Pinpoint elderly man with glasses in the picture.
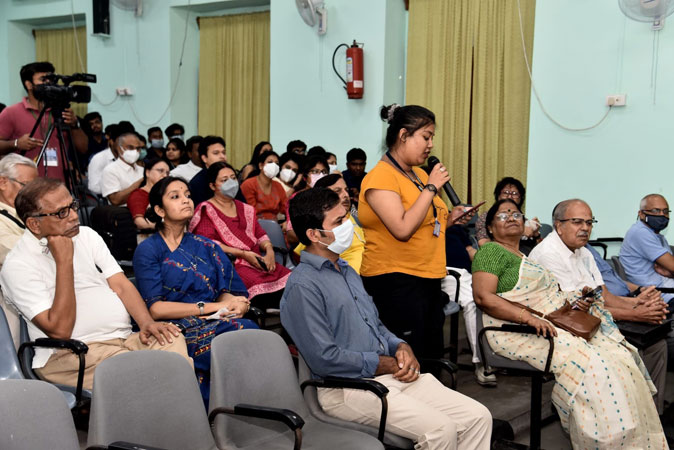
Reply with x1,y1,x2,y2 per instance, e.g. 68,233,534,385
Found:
529,198,669,414
0,178,191,391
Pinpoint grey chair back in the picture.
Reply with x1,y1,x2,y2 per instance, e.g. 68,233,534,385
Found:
539,223,553,239
88,350,217,450
611,256,628,281
297,354,413,449
0,306,23,380
258,219,296,269
0,379,79,450
210,329,384,449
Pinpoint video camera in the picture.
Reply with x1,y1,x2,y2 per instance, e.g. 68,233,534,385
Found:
33,72,97,108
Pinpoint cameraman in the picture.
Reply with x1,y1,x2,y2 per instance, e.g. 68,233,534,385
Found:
0,62,87,180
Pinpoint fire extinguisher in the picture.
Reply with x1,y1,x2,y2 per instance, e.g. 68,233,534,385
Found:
332,40,364,99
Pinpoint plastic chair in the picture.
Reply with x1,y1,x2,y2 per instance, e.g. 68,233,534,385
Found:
258,219,296,269
209,329,384,450
539,223,553,239
476,308,554,450
0,379,80,450
611,256,628,281
88,350,219,450
442,269,462,364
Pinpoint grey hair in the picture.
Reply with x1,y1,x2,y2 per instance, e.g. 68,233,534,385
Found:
552,198,587,222
0,153,37,178
640,194,664,210
116,132,137,149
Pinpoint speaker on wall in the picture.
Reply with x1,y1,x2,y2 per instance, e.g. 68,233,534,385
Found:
93,0,110,36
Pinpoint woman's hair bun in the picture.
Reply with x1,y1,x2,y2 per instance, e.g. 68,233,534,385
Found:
379,103,401,124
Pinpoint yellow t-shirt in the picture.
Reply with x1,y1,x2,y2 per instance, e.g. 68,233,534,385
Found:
358,160,449,279
293,215,365,274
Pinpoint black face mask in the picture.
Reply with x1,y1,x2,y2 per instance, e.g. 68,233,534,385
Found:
644,214,669,232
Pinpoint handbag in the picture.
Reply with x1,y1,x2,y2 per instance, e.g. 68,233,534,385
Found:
508,301,601,341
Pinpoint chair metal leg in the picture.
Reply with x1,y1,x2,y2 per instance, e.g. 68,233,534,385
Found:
529,374,542,450
449,313,459,364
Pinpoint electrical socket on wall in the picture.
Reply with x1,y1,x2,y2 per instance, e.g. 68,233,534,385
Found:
115,87,133,96
606,94,626,107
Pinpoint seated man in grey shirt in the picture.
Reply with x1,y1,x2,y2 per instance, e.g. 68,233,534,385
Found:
280,188,492,450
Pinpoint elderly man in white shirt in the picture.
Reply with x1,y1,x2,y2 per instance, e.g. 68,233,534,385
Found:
0,178,190,390
100,132,144,206
529,198,669,414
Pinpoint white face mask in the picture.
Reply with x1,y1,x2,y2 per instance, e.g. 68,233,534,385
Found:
263,162,280,179
328,164,338,173
121,148,140,164
172,134,185,142
150,139,164,148
279,168,296,183
318,219,354,255
309,173,326,187
219,178,239,198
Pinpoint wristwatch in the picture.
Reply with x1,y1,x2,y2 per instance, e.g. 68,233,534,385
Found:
197,301,205,315
424,184,438,194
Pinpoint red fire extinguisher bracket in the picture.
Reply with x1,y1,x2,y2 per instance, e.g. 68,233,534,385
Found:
332,40,364,99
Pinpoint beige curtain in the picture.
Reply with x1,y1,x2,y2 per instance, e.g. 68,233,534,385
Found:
198,12,270,170
406,0,535,207
35,27,88,118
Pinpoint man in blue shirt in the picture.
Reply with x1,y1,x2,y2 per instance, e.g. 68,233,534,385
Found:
281,188,491,450
620,194,674,302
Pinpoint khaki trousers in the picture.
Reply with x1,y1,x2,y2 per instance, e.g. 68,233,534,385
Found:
318,373,492,450
36,333,191,390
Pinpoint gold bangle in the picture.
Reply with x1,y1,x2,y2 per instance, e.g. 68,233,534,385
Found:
518,308,526,324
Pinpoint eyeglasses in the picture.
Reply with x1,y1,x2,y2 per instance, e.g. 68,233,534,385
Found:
500,190,521,198
494,212,524,222
558,217,597,226
8,177,27,187
309,169,328,175
31,200,80,220
641,208,670,216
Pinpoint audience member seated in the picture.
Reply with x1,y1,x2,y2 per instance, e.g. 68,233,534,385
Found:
620,193,674,303
80,111,107,173
275,151,302,196
342,147,367,207
101,132,144,206
281,188,492,450
163,137,188,170
188,135,227,207
0,154,38,349
294,174,365,273
441,204,497,386
164,122,185,141
239,140,272,182
475,177,540,252
146,126,164,160
0,178,190,391
283,155,329,247
529,199,668,414
87,123,126,196
472,199,666,448
133,176,257,405
326,152,338,173
170,135,203,182
240,150,287,220
127,159,170,231
189,162,290,311
287,139,307,156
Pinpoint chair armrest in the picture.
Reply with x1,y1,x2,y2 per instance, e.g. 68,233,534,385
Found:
418,358,458,389
445,269,461,303
209,404,304,450
244,306,265,327
301,376,389,442
19,338,88,405
478,324,555,375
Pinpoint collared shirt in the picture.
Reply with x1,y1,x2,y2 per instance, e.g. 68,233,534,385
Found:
87,148,115,195
0,202,24,265
100,157,143,200
620,220,674,301
0,227,131,368
529,231,603,291
188,168,212,208
0,98,66,180
585,244,630,297
170,160,202,183
280,251,404,379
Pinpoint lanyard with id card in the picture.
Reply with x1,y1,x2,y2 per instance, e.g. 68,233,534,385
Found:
385,151,442,237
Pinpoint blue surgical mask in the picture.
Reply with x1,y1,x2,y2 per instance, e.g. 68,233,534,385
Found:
219,178,239,198
644,214,669,233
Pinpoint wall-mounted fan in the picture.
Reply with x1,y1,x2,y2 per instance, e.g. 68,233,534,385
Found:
296,0,327,35
619,0,674,29
112,0,143,17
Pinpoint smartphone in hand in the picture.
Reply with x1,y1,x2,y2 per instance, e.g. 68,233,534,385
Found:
256,256,269,272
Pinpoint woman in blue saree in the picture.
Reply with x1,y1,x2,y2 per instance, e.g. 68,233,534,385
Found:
133,176,258,407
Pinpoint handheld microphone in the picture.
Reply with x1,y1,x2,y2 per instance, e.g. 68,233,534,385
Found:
427,156,461,206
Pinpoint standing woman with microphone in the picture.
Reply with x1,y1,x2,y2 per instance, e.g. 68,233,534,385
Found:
359,104,451,360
